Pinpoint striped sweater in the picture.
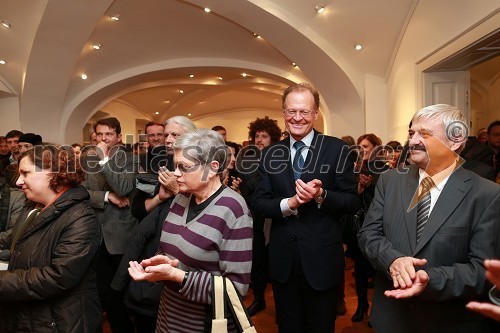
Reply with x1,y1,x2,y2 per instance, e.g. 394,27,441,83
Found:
156,187,253,333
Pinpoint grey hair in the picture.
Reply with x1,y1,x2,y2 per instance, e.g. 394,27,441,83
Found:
412,104,468,146
173,129,228,173
164,116,196,134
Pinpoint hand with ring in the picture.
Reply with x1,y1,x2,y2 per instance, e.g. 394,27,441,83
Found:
389,256,428,289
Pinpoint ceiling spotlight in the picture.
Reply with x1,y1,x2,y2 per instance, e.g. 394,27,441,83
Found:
1,20,11,29
189,74,194,78
155,112,159,115
81,74,88,80
253,33,261,39
163,100,170,103
92,43,101,50
0,59,6,65
292,62,297,67
204,8,211,13
241,73,248,77
187,113,192,117
218,76,223,80
315,4,326,14
355,44,363,51
179,89,184,94
110,15,120,21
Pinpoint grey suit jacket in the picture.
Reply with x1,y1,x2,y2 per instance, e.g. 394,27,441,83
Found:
83,147,138,255
358,165,500,333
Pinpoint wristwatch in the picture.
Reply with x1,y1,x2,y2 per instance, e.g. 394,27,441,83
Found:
315,189,327,205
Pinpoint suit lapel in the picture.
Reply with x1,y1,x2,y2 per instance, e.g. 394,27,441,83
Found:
414,167,472,254
403,166,419,252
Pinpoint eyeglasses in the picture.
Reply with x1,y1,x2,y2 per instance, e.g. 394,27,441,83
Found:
174,163,203,173
283,109,316,117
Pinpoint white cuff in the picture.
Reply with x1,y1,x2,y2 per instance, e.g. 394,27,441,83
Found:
280,198,297,217
104,191,110,203
98,156,109,166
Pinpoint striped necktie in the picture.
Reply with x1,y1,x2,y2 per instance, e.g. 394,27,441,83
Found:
292,141,306,181
416,177,434,242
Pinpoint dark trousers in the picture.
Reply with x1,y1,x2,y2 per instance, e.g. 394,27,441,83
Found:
250,217,268,299
97,243,134,333
272,244,338,333
131,311,157,333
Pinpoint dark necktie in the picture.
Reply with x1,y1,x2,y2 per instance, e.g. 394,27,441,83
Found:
10,208,41,252
293,141,306,181
416,177,434,242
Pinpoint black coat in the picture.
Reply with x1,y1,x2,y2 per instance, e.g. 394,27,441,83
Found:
0,186,102,333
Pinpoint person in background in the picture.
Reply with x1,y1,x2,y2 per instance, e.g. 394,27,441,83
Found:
237,116,282,316
0,145,102,332
222,141,240,188
71,143,82,158
128,129,253,333
211,125,227,141
5,130,23,164
477,128,488,144
252,83,359,333
82,117,137,333
487,120,500,177
17,133,43,154
385,140,403,169
358,104,500,333
0,163,26,244
0,136,11,174
341,135,356,147
351,133,390,323
90,131,98,145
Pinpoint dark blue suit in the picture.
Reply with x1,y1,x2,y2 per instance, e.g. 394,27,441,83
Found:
253,130,359,332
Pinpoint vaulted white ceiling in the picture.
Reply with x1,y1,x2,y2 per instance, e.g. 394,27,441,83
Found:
0,0,423,142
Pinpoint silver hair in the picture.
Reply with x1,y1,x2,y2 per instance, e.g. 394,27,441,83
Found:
412,104,468,146
173,129,228,173
164,116,196,134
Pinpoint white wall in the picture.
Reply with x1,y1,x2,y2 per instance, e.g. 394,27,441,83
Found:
387,0,500,142
0,97,21,135
365,75,389,143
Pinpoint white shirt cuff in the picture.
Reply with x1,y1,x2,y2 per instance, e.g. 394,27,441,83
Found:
104,191,110,203
98,156,109,166
280,198,297,217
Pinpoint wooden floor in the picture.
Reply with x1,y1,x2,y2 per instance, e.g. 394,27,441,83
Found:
104,257,374,333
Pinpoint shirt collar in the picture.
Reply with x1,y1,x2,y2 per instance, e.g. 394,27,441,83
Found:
289,130,315,150
418,159,457,191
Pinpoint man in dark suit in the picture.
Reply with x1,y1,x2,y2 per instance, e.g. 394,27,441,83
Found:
252,83,359,333
83,117,138,333
358,104,500,333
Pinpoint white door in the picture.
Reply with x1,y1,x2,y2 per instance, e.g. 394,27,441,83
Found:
423,71,470,127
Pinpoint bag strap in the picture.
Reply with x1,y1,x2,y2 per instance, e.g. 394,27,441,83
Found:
211,275,228,333
224,277,257,333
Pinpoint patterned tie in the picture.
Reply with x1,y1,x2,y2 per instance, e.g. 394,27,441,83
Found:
292,141,306,181
416,177,434,242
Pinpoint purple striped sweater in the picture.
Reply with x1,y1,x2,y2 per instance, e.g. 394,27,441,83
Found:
156,187,253,333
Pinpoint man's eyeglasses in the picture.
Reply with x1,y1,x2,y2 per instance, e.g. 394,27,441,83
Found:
283,109,316,117
174,163,203,173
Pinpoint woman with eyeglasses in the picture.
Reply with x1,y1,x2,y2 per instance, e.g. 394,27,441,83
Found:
128,129,253,333
0,145,102,332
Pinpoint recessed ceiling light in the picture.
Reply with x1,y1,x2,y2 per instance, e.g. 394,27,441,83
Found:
241,73,248,77
315,4,326,14
355,44,363,51
163,100,170,103
218,76,223,80
81,74,88,80
0,59,6,65
179,89,184,94
1,20,11,29
189,74,194,78
92,43,101,50
204,8,211,13
110,15,120,21
155,112,159,115
188,113,192,117
253,33,261,39
292,62,297,67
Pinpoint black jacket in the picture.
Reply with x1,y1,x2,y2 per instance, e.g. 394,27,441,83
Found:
0,186,102,333
111,198,172,316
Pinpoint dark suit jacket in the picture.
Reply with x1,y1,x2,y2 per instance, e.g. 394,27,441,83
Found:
358,165,500,333
82,147,138,255
252,131,359,290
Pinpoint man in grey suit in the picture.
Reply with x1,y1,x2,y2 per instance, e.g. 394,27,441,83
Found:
83,117,137,333
359,104,500,333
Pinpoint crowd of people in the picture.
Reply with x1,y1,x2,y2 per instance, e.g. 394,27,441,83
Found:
0,82,498,333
